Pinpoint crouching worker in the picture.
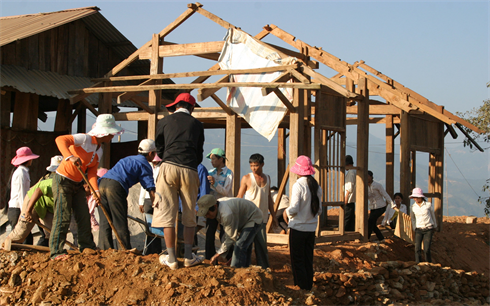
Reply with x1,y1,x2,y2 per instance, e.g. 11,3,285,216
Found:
3,175,57,248
97,139,161,250
197,195,263,268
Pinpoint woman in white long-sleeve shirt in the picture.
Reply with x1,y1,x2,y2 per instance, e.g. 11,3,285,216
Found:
409,188,437,263
283,156,322,291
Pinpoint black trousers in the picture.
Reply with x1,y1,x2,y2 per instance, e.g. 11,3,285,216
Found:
367,206,386,241
289,228,315,290
344,202,355,231
205,217,233,260
8,207,33,245
415,228,434,263
98,178,131,250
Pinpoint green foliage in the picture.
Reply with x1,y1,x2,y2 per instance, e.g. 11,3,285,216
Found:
458,98,490,216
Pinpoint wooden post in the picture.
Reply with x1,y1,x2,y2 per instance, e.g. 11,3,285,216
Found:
26,94,39,131
385,114,394,197
1,91,11,128
77,105,86,133
12,92,31,130
355,78,369,240
54,99,71,133
277,128,286,186
432,122,444,231
303,90,311,157
99,81,113,168
400,111,411,202
289,87,305,194
314,90,322,231
226,114,241,195
410,150,416,190
148,33,163,141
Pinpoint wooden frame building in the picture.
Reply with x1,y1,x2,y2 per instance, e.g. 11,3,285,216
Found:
68,3,483,244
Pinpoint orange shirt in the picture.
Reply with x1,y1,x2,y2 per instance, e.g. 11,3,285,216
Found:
55,134,103,190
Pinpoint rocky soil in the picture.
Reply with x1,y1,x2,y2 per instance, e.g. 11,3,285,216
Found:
0,214,487,305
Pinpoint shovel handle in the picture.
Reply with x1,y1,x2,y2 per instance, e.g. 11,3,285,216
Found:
75,164,127,250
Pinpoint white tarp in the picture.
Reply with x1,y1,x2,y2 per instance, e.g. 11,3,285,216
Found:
218,28,296,141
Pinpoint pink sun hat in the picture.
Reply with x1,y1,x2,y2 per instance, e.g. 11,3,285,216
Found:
290,155,315,176
409,188,425,198
11,147,40,166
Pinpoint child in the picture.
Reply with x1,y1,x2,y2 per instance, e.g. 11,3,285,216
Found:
283,155,322,291
8,147,40,244
50,114,123,260
205,148,233,259
237,153,275,269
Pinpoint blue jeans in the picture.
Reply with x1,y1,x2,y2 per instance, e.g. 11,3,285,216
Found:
253,223,270,269
231,223,261,268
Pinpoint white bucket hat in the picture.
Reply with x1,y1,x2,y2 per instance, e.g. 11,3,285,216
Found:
87,114,124,137
46,155,63,172
138,139,156,153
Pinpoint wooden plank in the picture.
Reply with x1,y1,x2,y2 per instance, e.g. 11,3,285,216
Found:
267,233,289,245
139,41,224,59
92,65,296,82
400,111,411,203
277,128,286,186
69,82,322,95
301,66,360,100
117,79,155,104
314,232,362,244
266,164,290,233
410,151,416,190
385,115,394,198
355,78,369,240
81,99,99,117
226,114,241,195
444,123,458,139
288,68,310,84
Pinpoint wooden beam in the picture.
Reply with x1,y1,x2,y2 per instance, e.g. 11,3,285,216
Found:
81,99,99,117
288,68,310,84
117,79,155,104
211,94,234,116
26,94,39,131
345,117,401,125
261,87,296,113
444,123,458,139
93,65,297,82
346,104,400,115
301,66,360,100
54,99,71,132
77,104,86,133
355,78,369,240
410,150,416,191
289,84,305,195
148,33,163,141
455,123,484,152
139,41,224,59
411,145,441,155
226,113,241,195
277,128,286,185
69,82,321,95
385,115,394,198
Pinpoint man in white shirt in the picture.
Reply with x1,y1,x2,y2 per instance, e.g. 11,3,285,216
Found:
343,155,356,231
367,171,393,242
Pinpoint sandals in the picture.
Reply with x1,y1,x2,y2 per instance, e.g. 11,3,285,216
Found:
51,254,71,261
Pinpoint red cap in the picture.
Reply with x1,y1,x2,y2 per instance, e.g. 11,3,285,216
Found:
166,93,196,108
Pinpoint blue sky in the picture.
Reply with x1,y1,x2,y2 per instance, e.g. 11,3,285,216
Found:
1,1,489,215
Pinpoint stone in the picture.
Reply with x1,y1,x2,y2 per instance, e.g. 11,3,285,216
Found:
419,289,428,296
391,288,403,299
466,216,477,224
375,283,389,295
210,277,220,287
369,267,389,279
31,286,46,305
8,273,20,287
336,286,346,298
305,295,315,305
426,281,436,292
345,278,357,288
391,282,403,290
127,289,147,305
401,269,412,276
73,262,84,272
339,274,349,283
132,267,142,277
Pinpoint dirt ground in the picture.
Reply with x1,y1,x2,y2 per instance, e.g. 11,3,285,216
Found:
0,213,487,305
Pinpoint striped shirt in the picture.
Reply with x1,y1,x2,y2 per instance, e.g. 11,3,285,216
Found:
208,166,233,199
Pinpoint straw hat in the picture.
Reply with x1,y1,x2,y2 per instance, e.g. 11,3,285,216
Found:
46,155,63,172
290,155,315,176
11,147,40,166
87,114,124,137
409,188,425,198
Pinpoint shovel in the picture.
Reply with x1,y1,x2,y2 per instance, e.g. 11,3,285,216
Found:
75,164,126,250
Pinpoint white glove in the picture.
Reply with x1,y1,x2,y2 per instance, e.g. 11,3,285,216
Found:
152,192,162,208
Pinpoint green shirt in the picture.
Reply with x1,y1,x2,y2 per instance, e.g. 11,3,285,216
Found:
27,179,54,219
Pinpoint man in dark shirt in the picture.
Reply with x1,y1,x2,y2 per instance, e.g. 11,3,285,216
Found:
154,93,205,270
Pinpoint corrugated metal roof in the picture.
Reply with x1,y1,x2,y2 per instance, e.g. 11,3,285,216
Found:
0,7,99,47
0,65,141,107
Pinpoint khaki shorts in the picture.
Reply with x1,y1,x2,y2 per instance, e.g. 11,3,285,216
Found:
152,162,199,228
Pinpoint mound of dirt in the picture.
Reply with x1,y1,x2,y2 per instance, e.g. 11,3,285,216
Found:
0,215,487,305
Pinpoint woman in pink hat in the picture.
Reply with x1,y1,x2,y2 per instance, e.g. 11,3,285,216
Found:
283,155,323,291
7,146,40,243
409,187,437,263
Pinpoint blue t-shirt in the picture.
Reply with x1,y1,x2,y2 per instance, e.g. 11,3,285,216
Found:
99,155,155,193
179,163,210,211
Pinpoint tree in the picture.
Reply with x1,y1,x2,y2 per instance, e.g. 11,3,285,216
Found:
458,95,490,215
